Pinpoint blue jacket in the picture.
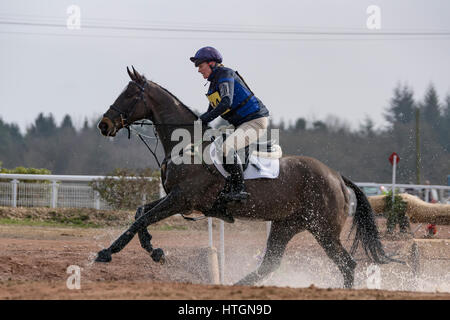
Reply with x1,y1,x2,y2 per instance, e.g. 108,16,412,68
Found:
199,66,269,127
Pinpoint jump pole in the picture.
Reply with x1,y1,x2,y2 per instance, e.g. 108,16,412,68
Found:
389,152,399,202
392,154,397,202
208,218,213,248
266,221,272,240
206,217,220,284
220,220,225,284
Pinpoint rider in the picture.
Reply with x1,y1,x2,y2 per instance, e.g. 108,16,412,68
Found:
190,46,270,202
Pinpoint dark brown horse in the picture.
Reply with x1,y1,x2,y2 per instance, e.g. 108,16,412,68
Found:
95,66,397,288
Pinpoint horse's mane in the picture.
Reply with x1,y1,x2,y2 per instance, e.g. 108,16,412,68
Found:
148,79,199,120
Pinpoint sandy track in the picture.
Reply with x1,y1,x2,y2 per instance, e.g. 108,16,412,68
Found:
0,220,449,300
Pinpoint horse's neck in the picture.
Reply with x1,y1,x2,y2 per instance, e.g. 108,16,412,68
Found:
146,83,198,156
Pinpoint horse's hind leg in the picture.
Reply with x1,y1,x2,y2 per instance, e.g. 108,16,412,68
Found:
235,221,300,286
311,232,356,289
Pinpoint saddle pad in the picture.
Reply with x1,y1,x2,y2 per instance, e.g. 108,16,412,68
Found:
209,142,280,180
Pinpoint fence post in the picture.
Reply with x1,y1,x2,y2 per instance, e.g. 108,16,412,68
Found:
94,191,101,210
208,218,213,248
438,189,444,204
142,193,147,206
219,220,225,284
51,181,58,208
11,179,18,208
266,221,272,240
159,180,166,199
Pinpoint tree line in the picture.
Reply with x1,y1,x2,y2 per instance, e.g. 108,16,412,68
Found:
0,83,449,184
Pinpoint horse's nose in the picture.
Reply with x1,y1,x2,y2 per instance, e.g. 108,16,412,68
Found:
98,119,110,136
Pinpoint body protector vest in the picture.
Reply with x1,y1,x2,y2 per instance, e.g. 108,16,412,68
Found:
200,66,269,127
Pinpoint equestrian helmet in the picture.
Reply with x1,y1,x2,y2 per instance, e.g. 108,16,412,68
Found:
190,46,223,67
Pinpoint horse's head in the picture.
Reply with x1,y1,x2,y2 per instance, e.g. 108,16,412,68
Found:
98,66,153,137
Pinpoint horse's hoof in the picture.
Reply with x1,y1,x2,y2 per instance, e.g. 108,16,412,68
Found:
343,279,354,289
95,249,112,263
151,248,165,264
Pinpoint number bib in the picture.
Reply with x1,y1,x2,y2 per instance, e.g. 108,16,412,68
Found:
206,91,231,115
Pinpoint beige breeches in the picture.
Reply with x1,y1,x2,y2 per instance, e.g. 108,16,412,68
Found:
222,116,269,157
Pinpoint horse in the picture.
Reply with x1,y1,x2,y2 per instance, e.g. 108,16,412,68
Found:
95,66,397,288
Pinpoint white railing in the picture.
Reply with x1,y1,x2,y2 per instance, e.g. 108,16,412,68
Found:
1,173,448,210
0,173,164,210
355,182,450,204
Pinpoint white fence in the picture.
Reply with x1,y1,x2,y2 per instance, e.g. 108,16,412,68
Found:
0,173,448,210
0,173,163,210
355,182,450,204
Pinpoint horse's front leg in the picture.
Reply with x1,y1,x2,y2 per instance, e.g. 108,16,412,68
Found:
135,198,165,255
95,187,186,263
135,197,190,261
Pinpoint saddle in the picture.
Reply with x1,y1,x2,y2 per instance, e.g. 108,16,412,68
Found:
182,130,281,179
204,131,282,223
216,132,281,174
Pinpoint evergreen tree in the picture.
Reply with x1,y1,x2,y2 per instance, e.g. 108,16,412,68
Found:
294,118,306,131
359,115,375,138
0,118,24,167
438,94,450,151
0,118,22,142
59,114,76,135
313,120,327,131
278,118,286,131
421,84,441,128
384,83,415,126
61,114,74,129
26,113,57,137
83,117,89,131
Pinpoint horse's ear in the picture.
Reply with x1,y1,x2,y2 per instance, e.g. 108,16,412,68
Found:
131,65,144,83
127,66,135,81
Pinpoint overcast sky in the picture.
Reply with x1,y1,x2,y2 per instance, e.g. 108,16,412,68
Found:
1,0,449,133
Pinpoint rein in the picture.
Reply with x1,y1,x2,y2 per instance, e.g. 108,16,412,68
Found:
108,80,205,168
108,80,219,222
129,125,161,168
128,120,217,176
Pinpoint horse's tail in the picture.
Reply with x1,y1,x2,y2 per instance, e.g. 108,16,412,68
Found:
342,175,398,264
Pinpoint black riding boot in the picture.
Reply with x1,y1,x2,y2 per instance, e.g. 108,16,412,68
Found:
222,154,250,202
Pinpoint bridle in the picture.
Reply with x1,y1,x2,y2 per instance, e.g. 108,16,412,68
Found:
103,79,214,174
103,77,219,221
106,79,205,129
105,80,166,167
108,80,149,129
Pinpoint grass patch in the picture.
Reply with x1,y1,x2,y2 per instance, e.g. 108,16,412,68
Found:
0,217,100,229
